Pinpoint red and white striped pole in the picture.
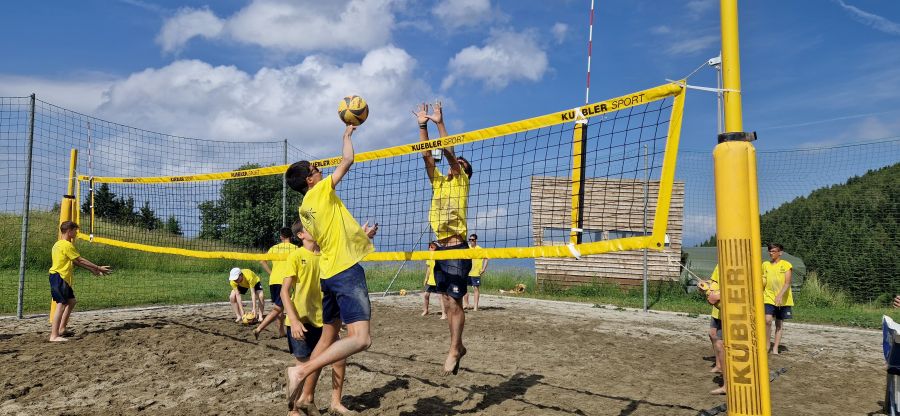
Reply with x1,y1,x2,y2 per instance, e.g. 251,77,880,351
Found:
585,0,595,104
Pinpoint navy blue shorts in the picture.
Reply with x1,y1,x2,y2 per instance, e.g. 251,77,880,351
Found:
321,263,371,325
468,276,481,287
765,304,793,320
710,317,723,339
269,284,283,308
434,242,471,299
237,282,263,295
424,285,438,293
287,324,323,359
49,273,75,303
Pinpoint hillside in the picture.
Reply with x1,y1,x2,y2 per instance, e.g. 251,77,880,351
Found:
759,163,899,302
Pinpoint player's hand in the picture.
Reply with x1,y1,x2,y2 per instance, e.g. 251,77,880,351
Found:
426,101,443,124
291,324,307,340
774,295,783,306
344,124,357,136
95,265,112,276
412,103,429,125
363,222,379,239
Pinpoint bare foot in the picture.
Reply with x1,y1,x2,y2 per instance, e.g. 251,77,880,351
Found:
440,314,447,320
328,403,355,415
49,336,69,342
253,329,260,341
709,366,722,373
296,401,322,416
235,317,242,323
441,346,467,376
420,310,428,316
473,307,478,311
710,386,726,395
772,346,781,355
286,367,305,410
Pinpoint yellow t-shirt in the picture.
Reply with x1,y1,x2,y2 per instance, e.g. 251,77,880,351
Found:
469,244,484,277
298,175,374,279
285,247,324,328
49,239,80,286
266,242,297,286
762,259,794,306
230,269,260,290
709,265,721,319
425,259,436,286
428,167,469,240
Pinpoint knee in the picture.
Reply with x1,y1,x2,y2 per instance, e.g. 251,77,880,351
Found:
356,333,372,351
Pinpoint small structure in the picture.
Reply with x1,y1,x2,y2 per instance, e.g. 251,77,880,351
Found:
530,177,685,289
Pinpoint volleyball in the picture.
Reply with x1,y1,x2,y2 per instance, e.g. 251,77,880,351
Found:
241,312,256,325
338,95,369,126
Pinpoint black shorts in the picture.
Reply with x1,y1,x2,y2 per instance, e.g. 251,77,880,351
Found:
49,273,75,303
237,282,263,295
269,284,283,308
434,242,472,299
424,285,438,293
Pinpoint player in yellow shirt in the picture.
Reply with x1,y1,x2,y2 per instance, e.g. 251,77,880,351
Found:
464,233,488,311
284,124,378,410
281,220,349,415
699,265,726,394
415,101,472,376
421,241,447,319
763,243,794,355
48,221,111,342
253,227,297,340
228,267,265,323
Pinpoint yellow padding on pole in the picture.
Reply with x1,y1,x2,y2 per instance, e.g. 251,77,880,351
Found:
82,83,683,184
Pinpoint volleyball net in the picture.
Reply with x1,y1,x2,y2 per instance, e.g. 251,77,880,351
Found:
74,82,687,261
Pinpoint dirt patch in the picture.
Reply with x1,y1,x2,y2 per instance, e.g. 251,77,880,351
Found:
0,295,886,415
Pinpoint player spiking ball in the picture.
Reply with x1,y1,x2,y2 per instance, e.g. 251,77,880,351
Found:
283,117,378,410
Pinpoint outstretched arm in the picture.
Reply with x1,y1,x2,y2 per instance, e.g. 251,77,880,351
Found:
331,125,357,189
427,101,462,176
415,103,436,182
75,257,111,276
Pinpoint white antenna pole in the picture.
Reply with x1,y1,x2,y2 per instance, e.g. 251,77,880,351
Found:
585,0,595,104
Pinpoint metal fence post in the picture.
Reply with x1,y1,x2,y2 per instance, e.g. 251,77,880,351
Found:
283,139,288,227
17,94,36,319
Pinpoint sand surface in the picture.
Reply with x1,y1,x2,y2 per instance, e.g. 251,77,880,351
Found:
0,295,887,415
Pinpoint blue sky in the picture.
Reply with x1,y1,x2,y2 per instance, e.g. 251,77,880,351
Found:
1,0,899,157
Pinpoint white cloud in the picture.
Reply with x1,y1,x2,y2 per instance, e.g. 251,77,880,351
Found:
0,75,112,113
442,29,548,90
551,22,568,44
686,0,716,18
157,0,397,53
156,7,225,53
835,0,900,36
90,47,434,156
665,34,719,55
432,0,495,30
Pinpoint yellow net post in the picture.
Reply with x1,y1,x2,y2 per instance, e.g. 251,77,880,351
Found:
715,1,772,414
570,120,587,245
51,148,78,324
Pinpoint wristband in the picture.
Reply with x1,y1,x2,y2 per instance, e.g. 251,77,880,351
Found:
419,123,427,129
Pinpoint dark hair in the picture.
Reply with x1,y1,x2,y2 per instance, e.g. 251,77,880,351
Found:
60,221,79,233
291,219,304,236
286,161,312,193
469,233,478,240
767,243,784,252
457,156,473,178
428,241,438,249
279,227,292,239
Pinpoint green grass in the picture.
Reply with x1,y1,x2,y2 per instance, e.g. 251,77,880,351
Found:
2,211,898,329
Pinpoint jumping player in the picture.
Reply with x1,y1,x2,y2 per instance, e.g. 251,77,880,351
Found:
415,101,472,375
283,124,378,409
